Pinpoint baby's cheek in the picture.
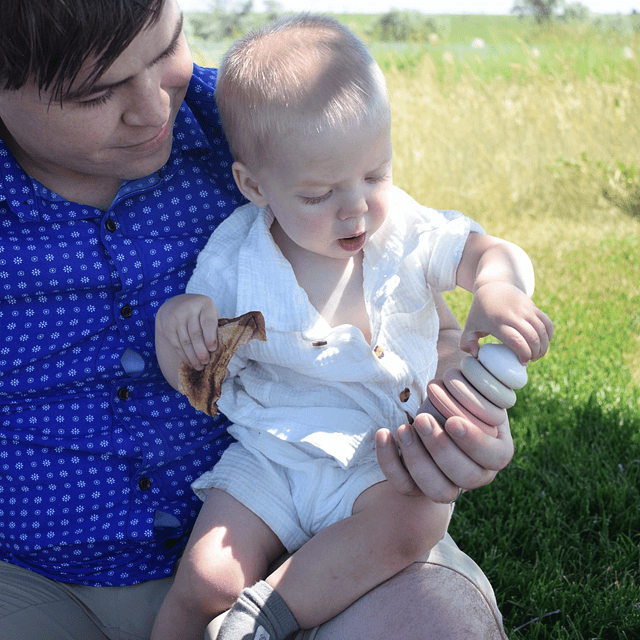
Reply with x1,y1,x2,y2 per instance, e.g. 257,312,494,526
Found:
370,198,389,233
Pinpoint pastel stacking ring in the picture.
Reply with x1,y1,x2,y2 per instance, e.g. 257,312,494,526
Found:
477,343,528,389
460,355,517,409
420,396,448,427
427,379,499,437
443,367,507,427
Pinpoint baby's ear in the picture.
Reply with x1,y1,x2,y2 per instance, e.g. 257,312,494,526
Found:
232,162,268,207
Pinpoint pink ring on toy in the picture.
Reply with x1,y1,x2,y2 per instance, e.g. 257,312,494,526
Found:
427,379,498,437
443,367,507,427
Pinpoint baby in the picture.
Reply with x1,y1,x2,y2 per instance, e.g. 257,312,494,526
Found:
153,14,553,640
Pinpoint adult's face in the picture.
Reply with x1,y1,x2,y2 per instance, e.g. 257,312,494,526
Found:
0,0,193,208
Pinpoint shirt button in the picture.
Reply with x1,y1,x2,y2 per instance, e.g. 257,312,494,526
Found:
105,219,117,232
399,388,411,402
121,304,133,318
138,477,152,491
117,387,130,400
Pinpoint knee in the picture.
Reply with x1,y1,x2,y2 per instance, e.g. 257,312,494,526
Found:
409,564,506,640
172,558,245,618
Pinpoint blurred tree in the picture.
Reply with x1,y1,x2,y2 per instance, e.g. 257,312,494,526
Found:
369,10,449,42
185,0,254,41
511,0,562,23
562,2,591,21
214,0,253,38
263,0,283,23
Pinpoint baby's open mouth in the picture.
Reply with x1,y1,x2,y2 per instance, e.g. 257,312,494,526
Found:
337,232,366,251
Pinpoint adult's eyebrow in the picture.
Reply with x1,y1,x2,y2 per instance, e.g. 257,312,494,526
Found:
65,12,185,101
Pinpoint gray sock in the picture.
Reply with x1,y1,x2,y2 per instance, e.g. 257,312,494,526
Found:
216,580,300,640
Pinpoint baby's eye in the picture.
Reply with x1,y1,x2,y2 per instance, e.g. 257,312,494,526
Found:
301,192,332,205
366,174,390,184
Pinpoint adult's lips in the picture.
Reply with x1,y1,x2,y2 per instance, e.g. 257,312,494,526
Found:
122,119,172,153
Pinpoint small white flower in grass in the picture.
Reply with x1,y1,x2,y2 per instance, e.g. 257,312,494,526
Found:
532,47,541,58
624,46,634,60
443,52,454,64
429,33,439,45
472,38,485,49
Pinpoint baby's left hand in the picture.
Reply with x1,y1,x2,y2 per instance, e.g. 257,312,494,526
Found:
460,282,554,363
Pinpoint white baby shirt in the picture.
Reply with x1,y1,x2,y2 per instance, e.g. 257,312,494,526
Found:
186,186,484,470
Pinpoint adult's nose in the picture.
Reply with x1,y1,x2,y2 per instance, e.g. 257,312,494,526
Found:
122,71,171,128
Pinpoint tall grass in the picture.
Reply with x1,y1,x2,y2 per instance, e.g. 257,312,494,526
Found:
185,14,640,638
381,21,640,640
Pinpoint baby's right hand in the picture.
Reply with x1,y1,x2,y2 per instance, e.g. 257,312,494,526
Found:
460,282,553,364
155,294,219,370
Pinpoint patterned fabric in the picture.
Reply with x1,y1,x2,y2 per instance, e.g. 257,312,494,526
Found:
0,65,242,586
186,193,483,470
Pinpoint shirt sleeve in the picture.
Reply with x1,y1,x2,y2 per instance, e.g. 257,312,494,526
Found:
185,205,253,318
421,208,485,292
388,187,484,293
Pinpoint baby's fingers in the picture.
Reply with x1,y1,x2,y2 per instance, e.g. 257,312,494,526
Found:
516,309,554,362
459,328,489,358
534,308,554,360
180,313,216,369
497,307,553,364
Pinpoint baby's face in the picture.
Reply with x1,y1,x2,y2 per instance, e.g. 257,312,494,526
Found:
257,122,393,263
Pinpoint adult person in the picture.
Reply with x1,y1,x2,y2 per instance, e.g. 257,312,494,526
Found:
0,1,514,638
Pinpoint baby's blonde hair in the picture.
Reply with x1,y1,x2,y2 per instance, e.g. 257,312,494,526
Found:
215,13,390,171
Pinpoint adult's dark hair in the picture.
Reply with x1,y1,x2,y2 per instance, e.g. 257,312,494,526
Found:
0,0,165,100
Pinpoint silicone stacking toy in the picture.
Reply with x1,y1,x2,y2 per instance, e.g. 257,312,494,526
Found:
426,343,528,437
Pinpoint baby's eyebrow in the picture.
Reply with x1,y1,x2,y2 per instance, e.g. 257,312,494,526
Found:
298,180,327,188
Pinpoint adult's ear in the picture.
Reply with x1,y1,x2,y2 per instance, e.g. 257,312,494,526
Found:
232,161,269,207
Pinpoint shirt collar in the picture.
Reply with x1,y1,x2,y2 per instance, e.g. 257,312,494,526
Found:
0,143,41,222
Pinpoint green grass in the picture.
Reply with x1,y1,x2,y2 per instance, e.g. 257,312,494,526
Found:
184,13,640,638
186,13,640,82
456,399,640,638
446,231,640,638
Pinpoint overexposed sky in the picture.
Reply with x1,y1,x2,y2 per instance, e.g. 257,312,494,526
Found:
178,0,639,14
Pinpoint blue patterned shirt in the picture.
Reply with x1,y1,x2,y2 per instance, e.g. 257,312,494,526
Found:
0,65,242,586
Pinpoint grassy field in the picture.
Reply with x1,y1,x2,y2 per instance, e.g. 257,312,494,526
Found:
185,13,640,639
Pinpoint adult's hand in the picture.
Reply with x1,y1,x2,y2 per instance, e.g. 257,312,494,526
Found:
375,412,513,502
375,291,514,502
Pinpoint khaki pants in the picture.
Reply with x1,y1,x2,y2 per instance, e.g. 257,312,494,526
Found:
0,534,503,640
0,561,171,640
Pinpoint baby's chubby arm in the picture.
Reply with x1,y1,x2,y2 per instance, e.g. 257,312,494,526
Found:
456,233,554,364
155,293,219,390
